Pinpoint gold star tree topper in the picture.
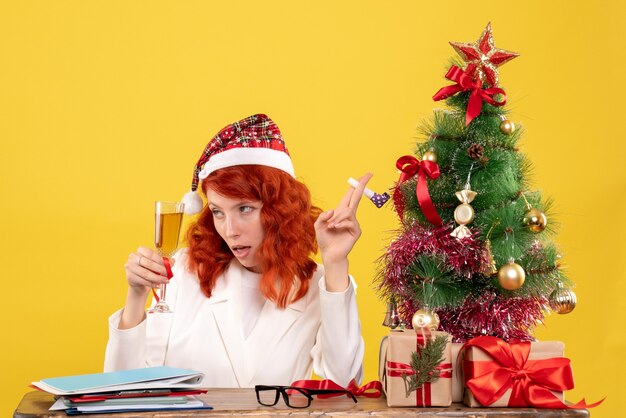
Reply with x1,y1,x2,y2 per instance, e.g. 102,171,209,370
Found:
450,22,519,87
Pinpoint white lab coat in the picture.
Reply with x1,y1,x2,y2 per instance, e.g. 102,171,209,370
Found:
104,250,364,388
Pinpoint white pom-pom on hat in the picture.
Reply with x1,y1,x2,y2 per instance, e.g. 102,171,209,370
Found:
182,190,204,215
183,114,295,214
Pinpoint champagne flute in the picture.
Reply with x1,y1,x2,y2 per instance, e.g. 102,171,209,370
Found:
148,201,184,314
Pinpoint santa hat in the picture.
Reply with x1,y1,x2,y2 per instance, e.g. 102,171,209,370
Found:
182,114,295,214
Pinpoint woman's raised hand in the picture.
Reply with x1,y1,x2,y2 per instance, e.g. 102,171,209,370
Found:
315,173,372,291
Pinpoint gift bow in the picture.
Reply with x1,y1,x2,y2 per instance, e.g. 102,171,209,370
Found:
462,336,604,409
394,155,443,226
433,65,507,126
290,379,382,399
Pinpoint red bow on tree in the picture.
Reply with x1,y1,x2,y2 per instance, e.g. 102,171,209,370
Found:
462,336,604,409
393,155,443,226
432,66,507,126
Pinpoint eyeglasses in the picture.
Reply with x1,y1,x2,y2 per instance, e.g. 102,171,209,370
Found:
254,385,357,408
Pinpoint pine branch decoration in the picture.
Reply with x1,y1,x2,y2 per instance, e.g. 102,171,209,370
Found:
401,334,448,397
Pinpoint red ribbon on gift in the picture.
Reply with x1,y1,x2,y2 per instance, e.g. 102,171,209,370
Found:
387,361,453,406
393,155,443,226
433,65,507,126
151,256,173,303
387,361,453,378
290,379,382,399
386,330,452,407
462,336,604,409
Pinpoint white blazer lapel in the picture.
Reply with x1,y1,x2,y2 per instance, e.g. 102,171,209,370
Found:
245,290,307,385
208,262,248,387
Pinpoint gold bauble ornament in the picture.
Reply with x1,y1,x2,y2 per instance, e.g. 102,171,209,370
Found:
422,150,437,163
411,309,440,331
499,119,515,135
497,260,526,290
549,283,577,314
523,208,547,233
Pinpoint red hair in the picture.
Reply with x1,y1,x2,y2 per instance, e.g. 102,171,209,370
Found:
186,165,321,308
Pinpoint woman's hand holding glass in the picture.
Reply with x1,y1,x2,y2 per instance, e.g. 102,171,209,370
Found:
118,247,173,329
119,199,185,327
125,247,171,296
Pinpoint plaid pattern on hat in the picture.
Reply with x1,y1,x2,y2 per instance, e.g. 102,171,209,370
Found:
190,114,293,192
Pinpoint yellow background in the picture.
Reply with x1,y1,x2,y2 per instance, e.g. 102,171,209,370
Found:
1,1,624,416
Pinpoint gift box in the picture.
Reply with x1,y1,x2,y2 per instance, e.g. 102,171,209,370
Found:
462,336,572,408
379,329,452,407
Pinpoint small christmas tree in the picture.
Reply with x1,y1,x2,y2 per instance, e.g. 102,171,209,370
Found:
378,23,577,342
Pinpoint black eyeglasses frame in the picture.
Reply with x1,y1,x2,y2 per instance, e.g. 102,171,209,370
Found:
254,385,357,408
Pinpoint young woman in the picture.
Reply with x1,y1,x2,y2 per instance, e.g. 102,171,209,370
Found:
104,114,371,388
